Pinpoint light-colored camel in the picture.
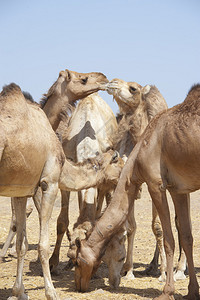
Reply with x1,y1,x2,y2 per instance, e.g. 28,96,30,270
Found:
73,83,200,300
106,78,171,281
0,68,109,260
49,93,126,288
0,83,124,300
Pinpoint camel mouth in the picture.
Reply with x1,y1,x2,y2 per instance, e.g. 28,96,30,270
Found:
106,81,120,95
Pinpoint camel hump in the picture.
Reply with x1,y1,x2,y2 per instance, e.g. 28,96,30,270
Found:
142,85,168,122
1,83,21,97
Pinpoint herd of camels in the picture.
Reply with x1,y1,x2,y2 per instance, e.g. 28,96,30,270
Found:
0,68,199,300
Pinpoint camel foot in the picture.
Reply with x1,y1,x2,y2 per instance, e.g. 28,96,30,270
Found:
173,270,186,280
153,294,175,300
64,258,74,270
8,294,29,300
183,292,200,300
45,288,60,300
9,246,17,257
49,257,59,275
123,270,135,280
145,263,160,276
158,272,167,282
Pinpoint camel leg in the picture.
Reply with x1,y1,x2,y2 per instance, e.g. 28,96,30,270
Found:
121,203,136,280
49,190,70,273
151,202,167,281
146,241,160,276
148,185,175,300
173,213,187,280
0,198,16,261
170,192,199,300
38,182,60,300
96,188,106,219
8,197,28,300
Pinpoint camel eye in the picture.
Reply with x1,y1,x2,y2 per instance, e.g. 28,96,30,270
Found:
118,257,125,262
129,86,137,93
82,77,88,84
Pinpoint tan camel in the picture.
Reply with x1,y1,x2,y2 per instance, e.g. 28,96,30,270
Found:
0,69,109,260
0,83,124,300
49,93,125,286
73,83,200,300
41,69,109,131
106,78,169,280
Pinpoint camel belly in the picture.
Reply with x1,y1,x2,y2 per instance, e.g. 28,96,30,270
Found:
0,184,36,197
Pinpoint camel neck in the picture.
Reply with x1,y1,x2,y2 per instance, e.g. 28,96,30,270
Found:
43,94,67,131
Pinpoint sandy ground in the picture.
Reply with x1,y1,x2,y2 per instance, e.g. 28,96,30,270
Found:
0,185,200,300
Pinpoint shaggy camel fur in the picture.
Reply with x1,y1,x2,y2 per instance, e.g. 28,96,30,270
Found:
74,84,200,300
0,83,124,300
0,69,109,260
106,78,170,280
49,93,125,288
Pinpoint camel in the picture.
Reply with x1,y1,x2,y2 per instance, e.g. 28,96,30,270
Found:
0,83,124,300
0,68,109,260
49,93,127,288
106,78,171,280
73,83,200,300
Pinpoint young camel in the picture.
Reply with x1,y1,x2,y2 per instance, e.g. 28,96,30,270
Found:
49,93,127,289
0,68,109,260
106,78,170,280
73,84,200,300
0,83,123,300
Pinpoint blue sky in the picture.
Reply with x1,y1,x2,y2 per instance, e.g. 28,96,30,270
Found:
0,0,200,113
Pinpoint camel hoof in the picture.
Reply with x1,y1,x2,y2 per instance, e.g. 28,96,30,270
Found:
153,294,175,300
8,294,29,300
145,264,160,276
123,271,135,280
158,273,166,282
173,270,186,280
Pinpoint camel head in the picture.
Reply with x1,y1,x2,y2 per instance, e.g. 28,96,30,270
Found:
68,221,126,291
73,238,100,292
106,78,151,114
41,69,108,130
56,69,109,102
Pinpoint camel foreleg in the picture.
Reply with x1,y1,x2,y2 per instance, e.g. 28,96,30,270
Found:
170,192,199,300
49,190,70,273
148,184,175,300
121,203,136,280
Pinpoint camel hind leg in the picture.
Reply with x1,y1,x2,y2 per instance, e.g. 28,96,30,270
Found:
8,197,28,300
0,198,16,261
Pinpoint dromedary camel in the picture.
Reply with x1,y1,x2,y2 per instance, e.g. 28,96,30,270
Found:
49,93,127,288
0,83,124,300
106,78,171,281
0,68,109,260
73,83,200,300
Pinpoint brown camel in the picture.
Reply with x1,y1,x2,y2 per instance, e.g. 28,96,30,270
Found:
0,68,109,260
0,83,124,300
74,83,200,300
106,78,169,280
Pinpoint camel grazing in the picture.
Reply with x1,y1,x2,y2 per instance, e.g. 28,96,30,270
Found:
0,69,109,260
0,83,124,300
106,78,170,280
73,83,200,300
49,92,122,281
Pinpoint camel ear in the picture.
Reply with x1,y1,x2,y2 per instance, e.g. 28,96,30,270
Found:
59,70,66,78
111,150,119,163
142,85,151,96
65,69,71,82
75,237,81,249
